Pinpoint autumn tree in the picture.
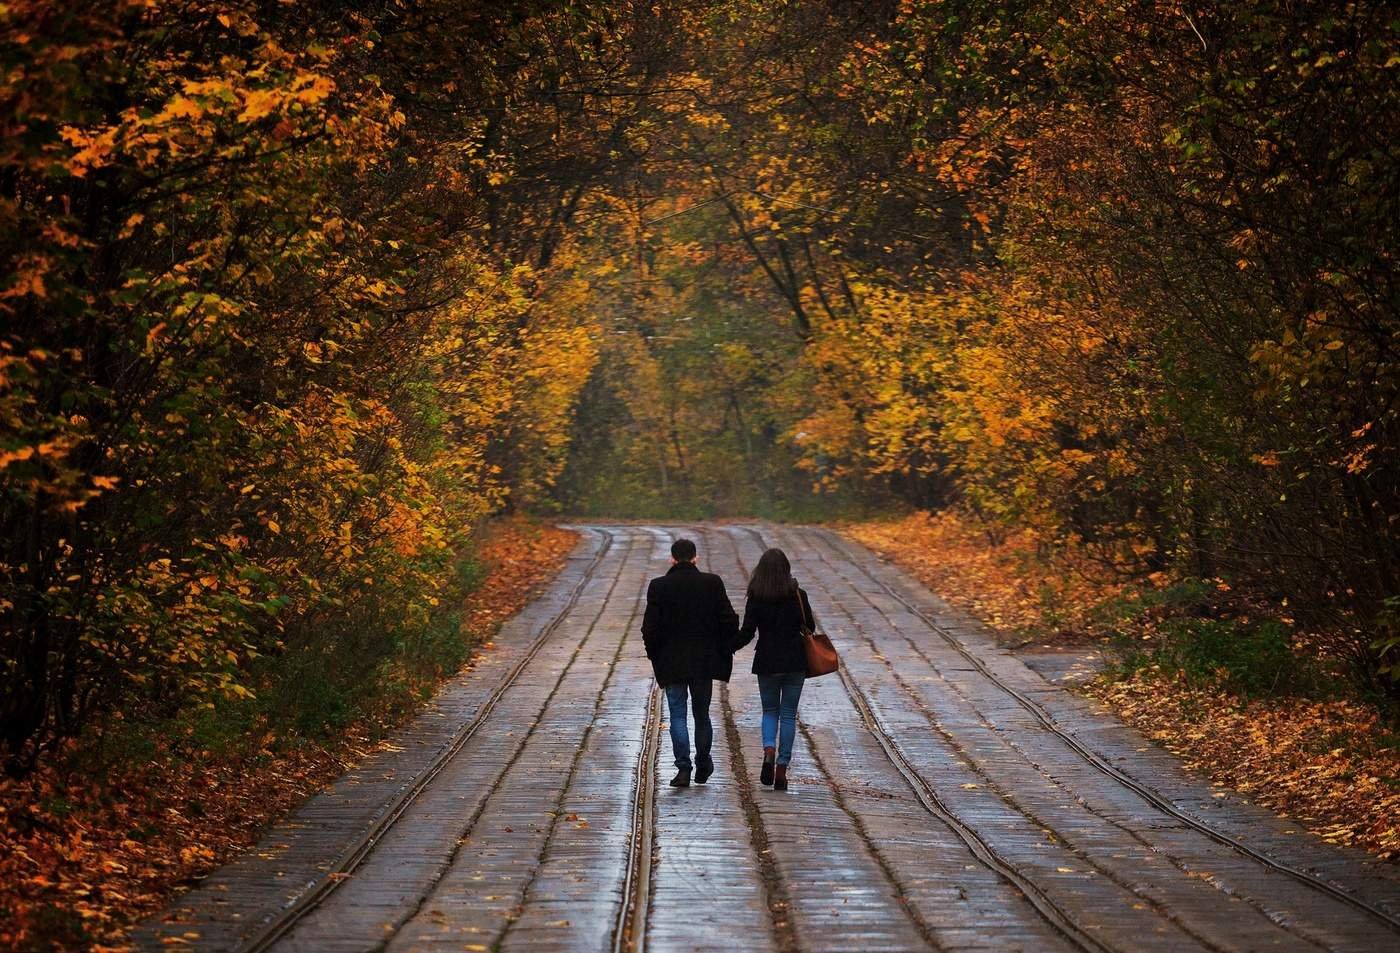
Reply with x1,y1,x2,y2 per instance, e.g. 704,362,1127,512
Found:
0,0,689,773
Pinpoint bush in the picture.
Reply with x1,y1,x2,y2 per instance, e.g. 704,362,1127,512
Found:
1154,619,1326,699
1103,583,1332,700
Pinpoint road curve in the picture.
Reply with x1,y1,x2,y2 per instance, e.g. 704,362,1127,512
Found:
137,523,1400,953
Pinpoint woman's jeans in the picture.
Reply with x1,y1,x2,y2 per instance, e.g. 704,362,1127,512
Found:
664,678,712,771
757,672,806,766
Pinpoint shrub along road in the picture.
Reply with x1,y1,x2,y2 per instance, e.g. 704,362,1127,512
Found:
138,524,1400,952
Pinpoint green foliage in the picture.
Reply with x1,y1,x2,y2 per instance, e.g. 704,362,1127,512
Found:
82,551,486,781
208,556,483,745
1092,580,1217,631
1374,597,1400,684
1103,583,1332,701
1158,619,1322,699
551,243,835,517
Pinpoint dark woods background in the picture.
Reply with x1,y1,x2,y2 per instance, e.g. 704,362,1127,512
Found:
2,0,1398,774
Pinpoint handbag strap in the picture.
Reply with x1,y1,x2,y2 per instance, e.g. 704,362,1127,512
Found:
793,585,811,633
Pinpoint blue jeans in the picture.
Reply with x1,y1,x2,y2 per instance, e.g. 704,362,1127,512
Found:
757,672,806,766
663,679,713,771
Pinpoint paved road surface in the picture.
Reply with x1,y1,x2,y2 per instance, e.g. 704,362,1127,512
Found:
138,523,1400,952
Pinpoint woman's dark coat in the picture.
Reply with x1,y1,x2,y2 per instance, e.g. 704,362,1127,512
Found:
641,562,740,685
734,584,816,676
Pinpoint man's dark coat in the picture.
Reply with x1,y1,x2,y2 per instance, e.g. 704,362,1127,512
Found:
641,562,739,685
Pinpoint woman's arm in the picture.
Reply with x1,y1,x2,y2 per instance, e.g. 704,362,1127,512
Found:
733,597,758,651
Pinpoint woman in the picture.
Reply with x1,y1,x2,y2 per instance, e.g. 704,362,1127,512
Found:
733,547,814,791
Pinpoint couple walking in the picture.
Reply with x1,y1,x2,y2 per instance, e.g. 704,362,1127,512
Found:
641,537,817,792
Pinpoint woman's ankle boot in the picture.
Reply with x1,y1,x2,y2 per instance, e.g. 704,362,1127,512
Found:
760,747,776,786
773,764,788,791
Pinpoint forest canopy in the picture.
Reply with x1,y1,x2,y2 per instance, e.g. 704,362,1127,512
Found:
2,0,1398,771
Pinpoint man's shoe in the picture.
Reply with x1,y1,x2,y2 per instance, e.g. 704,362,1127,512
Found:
694,758,714,784
773,765,788,792
670,768,691,788
760,747,776,786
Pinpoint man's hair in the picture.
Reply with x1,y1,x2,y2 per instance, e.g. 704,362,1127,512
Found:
671,538,697,562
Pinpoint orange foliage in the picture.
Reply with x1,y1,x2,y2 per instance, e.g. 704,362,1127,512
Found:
844,510,1122,639
1086,678,1400,861
461,520,581,640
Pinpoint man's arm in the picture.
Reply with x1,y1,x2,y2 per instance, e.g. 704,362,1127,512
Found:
641,578,663,659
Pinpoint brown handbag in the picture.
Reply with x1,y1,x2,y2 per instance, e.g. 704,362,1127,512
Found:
795,587,838,678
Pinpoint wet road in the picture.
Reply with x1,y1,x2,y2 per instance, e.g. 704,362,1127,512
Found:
139,524,1400,952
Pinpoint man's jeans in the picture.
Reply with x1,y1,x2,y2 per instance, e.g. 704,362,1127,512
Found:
757,671,806,766
663,678,713,772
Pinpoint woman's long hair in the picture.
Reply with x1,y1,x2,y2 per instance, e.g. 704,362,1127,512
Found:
747,547,796,601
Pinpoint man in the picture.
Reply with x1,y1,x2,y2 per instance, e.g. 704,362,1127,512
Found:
641,537,739,788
